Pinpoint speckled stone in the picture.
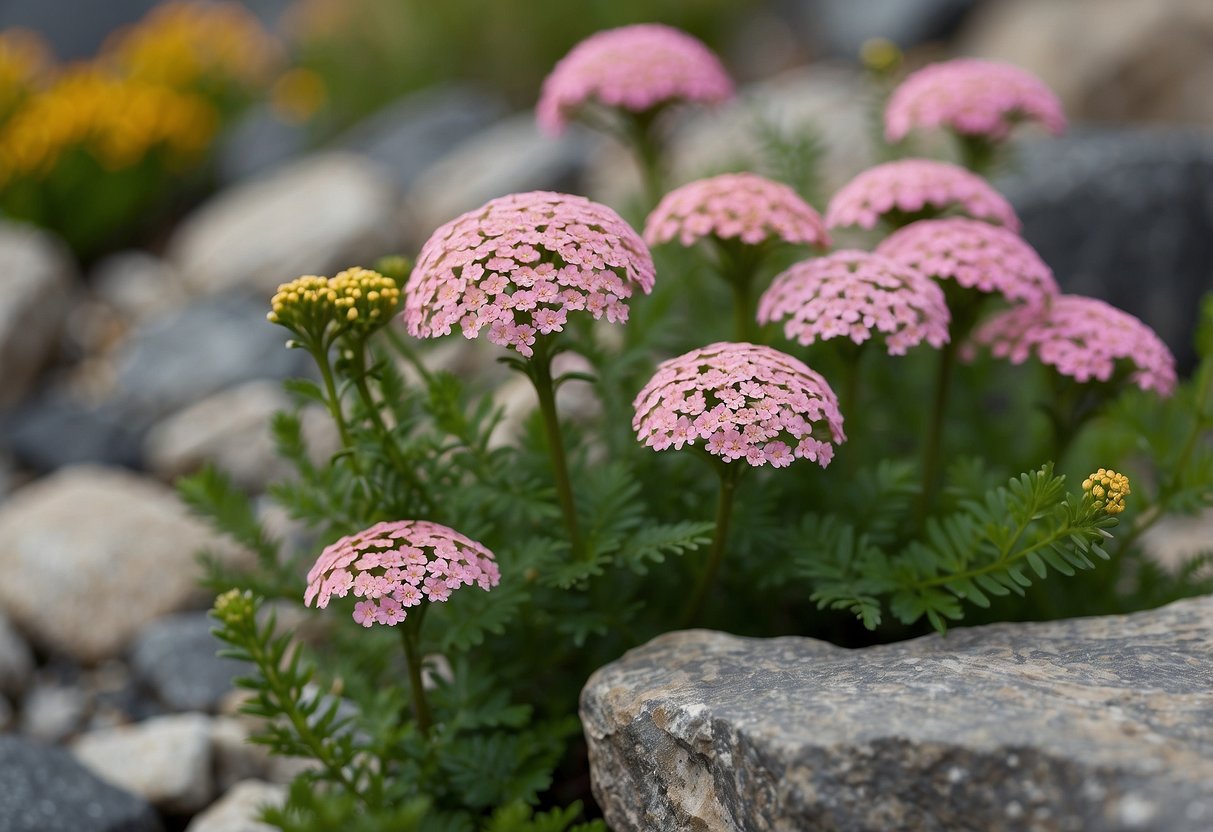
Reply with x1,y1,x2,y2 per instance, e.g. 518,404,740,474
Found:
582,596,1213,832
184,780,285,832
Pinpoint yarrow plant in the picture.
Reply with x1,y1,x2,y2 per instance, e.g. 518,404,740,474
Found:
537,23,733,204
183,25,1213,830
644,172,830,340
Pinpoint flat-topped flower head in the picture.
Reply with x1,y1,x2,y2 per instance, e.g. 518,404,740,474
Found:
877,217,1058,305
644,172,831,249
969,295,1177,396
758,250,950,356
633,342,845,468
304,520,500,627
403,191,655,358
825,159,1020,232
1082,468,1130,516
268,267,400,344
537,23,734,136
886,58,1066,143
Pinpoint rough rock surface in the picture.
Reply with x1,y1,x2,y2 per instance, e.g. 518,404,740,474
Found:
0,466,247,662
131,613,251,713
72,712,214,814
997,128,1213,371
185,780,285,832
0,221,76,406
582,596,1213,832
0,735,162,832
169,152,399,296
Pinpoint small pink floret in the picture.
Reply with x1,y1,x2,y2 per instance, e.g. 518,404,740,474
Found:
633,342,846,469
968,294,1177,396
304,520,500,628
644,172,830,250
885,58,1066,143
537,23,734,136
825,159,1020,231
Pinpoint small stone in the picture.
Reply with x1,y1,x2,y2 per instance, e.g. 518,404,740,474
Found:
0,466,249,663
185,780,285,832
0,611,34,698
72,712,214,814
793,0,979,56
90,250,187,324
19,682,90,743
0,221,77,406
131,613,251,713
0,735,162,832
1,393,148,472
169,152,400,297
583,596,1213,831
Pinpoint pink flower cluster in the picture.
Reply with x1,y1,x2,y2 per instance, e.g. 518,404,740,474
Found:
970,295,1177,396
876,218,1058,305
304,520,500,628
885,58,1066,143
643,172,831,249
633,342,845,469
825,159,1020,232
758,251,950,356
537,23,734,136
402,191,655,358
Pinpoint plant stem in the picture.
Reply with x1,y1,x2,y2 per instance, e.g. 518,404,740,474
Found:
383,327,435,387
311,344,365,485
682,464,741,627
919,339,956,514
730,276,755,343
628,112,665,210
399,610,432,737
526,340,585,560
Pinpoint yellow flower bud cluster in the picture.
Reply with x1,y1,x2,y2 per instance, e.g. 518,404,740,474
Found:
212,588,256,628
268,268,401,342
0,66,217,184
1082,468,1130,516
102,1,281,94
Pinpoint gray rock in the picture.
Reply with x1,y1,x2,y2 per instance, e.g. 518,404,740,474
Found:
143,380,338,491
0,466,249,663
111,292,311,419
339,84,509,190
185,780,285,832
790,0,980,56
215,104,310,185
0,736,162,832
19,681,90,743
998,128,1213,371
0,612,33,698
0,0,161,61
406,114,598,243
169,151,400,297
89,250,188,324
582,596,1213,832
72,712,214,814
0,222,76,406
131,613,251,713
1,393,148,472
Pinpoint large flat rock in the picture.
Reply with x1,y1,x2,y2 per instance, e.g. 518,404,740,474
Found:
582,597,1213,832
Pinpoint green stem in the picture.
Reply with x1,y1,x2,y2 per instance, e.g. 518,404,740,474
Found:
730,276,755,343
383,327,435,387
312,343,366,485
630,117,665,211
682,464,740,627
919,339,956,514
526,340,585,560
399,610,432,737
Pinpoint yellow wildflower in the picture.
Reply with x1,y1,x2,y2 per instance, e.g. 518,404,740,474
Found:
1082,468,1130,516
268,268,401,344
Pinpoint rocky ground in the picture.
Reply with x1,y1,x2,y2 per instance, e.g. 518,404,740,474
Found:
1,1,1213,829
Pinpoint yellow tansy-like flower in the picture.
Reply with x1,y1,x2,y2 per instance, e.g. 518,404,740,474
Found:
1082,468,1130,516
268,268,401,344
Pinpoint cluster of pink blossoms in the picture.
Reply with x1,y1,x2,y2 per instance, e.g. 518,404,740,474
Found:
885,58,1066,143
825,159,1021,232
633,342,845,469
877,217,1058,305
757,251,950,355
537,23,734,136
969,295,1177,396
304,520,500,628
402,191,655,358
643,172,830,249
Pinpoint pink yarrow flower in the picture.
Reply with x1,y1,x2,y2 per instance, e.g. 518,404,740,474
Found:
969,294,1177,396
304,520,500,627
885,58,1066,143
825,159,1020,232
633,342,846,468
644,172,830,249
877,217,1058,305
403,191,655,357
537,23,734,136
758,250,950,356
